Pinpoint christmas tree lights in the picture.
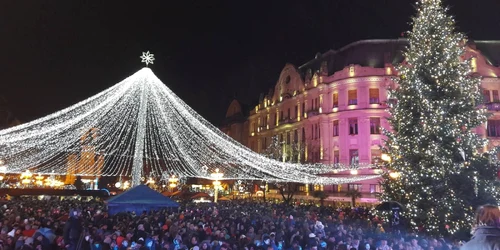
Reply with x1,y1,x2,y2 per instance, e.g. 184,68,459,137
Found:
380,0,500,236
0,67,379,186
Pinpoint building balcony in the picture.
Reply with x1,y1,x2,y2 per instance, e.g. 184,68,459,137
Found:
306,109,320,118
279,118,294,125
485,102,500,111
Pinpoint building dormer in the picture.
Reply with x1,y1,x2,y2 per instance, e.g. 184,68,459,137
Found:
274,64,305,103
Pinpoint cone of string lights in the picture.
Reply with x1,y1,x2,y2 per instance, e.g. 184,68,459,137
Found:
0,53,380,187
379,0,500,236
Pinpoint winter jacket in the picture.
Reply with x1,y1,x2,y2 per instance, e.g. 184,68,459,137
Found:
63,217,83,243
461,226,500,250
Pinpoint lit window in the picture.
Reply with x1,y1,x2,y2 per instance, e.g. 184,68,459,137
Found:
349,149,359,165
370,118,381,134
332,120,339,137
333,150,340,164
487,120,500,137
493,90,499,102
369,88,379,104
348,90,357,105
332,93,339,108
348,183,362,191
371,149,381,164
349,118,358,135
370,184,381,193
483,89,491,103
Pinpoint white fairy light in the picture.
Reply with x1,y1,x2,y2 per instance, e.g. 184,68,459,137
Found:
140,51,155,66
0,67,380,185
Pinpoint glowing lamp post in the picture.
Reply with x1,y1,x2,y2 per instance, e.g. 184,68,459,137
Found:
211,168,223,203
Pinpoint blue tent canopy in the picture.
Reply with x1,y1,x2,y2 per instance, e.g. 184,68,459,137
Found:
107,185,179,215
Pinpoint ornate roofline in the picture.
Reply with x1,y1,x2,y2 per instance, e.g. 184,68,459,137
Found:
298,39,408,70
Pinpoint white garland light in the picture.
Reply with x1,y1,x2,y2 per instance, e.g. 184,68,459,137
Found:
0,67,380,185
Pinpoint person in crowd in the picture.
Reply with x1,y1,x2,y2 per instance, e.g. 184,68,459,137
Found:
63,209,83,250
461,204,500,250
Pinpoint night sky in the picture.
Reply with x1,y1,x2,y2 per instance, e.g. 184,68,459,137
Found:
1,0,500,125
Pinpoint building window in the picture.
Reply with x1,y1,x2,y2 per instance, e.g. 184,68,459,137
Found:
252,123,257,133
279,134,283,142
294,105,298,118
371,149,381,164
331,185,340,193
313,185,323,191
349,118,358,135
483,89,491,103
274,113,277,125
302,103,305,115
349,149,359,165
302,127,306,142
370,184,381,193
294,130,298,143
299,186,305,192
313,97,319,110
332,120,339,136
286,131,291,144
333,150,340,164
280,110,284,121
494,90,500,102
369,88,379,104
332,93,338,108
348,183,362,191
487,120,500,137
370,117,381,134
348,90,357,105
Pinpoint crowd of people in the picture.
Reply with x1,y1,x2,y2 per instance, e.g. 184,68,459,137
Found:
0,196,498,250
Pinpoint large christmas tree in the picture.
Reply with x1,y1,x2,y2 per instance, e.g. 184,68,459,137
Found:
381,0,500,236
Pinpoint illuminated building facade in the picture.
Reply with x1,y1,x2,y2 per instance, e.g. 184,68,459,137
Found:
65,128,104,188
223,39,500,202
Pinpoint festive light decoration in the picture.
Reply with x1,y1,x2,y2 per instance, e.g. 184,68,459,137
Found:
140,51,155,66
380,0,500,236
0,61,379,186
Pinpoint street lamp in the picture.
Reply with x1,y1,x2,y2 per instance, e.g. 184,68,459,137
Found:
211,168,224,203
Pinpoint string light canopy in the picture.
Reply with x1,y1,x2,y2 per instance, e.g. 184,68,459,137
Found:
0,53,380,186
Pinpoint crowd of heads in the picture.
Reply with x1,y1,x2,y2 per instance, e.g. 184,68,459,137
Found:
0,196,491,250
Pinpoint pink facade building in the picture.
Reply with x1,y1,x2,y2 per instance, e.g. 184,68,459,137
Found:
221,39,500,203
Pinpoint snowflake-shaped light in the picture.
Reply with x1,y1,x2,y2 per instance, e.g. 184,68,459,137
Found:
140,51,155,66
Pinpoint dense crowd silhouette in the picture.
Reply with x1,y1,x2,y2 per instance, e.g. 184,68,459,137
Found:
0,197,488,250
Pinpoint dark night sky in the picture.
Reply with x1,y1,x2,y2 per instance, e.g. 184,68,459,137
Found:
1,0,500,125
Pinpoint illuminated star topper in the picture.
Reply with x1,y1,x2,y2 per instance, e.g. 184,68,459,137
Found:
140,51,155,66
